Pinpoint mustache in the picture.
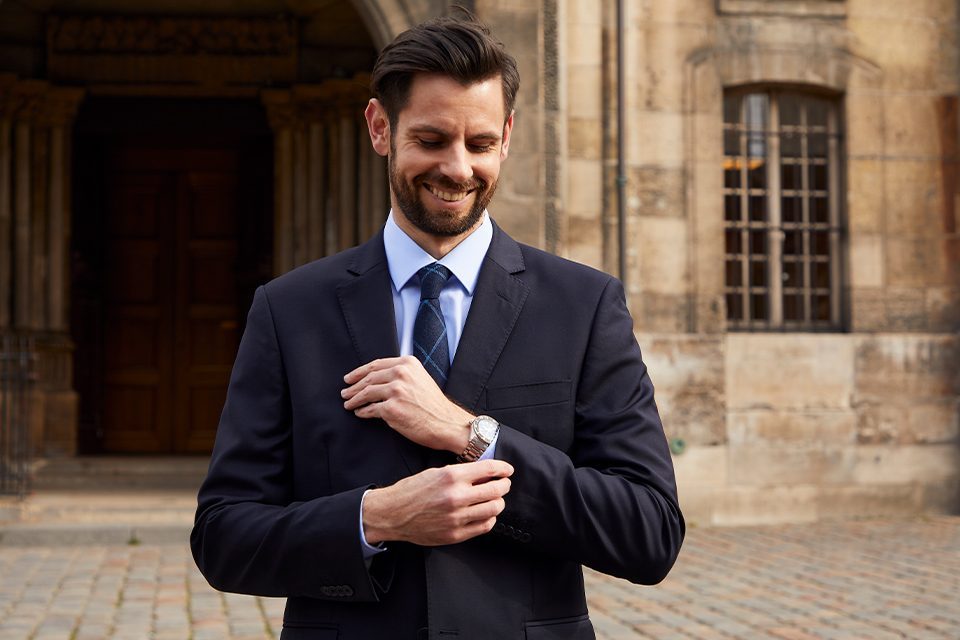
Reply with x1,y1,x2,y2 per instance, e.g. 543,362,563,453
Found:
415,173,486,193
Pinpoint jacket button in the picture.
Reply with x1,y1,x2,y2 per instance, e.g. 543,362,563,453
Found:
493,522,505,534
520,533,531,543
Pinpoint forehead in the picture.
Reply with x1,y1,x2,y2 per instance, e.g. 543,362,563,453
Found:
396,73,506,133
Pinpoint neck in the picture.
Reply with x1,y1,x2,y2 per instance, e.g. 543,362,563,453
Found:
392,210,483,260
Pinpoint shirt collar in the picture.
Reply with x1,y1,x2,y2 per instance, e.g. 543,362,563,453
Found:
383,210,492,295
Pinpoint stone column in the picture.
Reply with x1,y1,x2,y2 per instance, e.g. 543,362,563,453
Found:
0,77,84,457
262,90,297,275
264,77,387,273
42,88,84,334
0,74,17,330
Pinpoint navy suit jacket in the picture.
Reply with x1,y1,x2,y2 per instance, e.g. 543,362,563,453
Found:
191,221,684,640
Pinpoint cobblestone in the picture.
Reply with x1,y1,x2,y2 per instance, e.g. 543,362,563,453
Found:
0,516,956,638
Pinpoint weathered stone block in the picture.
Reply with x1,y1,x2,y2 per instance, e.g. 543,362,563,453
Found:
502,152,542,199
727,442,853,487
882,94,942,153
854,401,907,444
567,64,602,119
848,19,945,91
728,409,857,446
639,335,724,445
850,287,887,332
846,159,884,234
629,166,685,218
711,485,819,526
628,110,684,168
886,237,945,288
851,444,960,485
815,484,923,520
567,117,601,160
632,292,692,334
926,286,960,332
565,22,601,66
849,234,883,288
906,400,960,444
883,161,942,236
635,216,688,294
845,92,885,158
726,334,855,411
883,286,929,331
854,335,960,400
566,158,602,215
494,192,542,248
565,215,604,271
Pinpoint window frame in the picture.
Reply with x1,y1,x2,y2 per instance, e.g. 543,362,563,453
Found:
722,86,846,331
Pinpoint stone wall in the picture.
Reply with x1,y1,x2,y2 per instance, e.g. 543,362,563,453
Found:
480,0,960,524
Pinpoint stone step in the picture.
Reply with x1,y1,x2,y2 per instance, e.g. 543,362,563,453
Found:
0,489,197,543
30,456,209,491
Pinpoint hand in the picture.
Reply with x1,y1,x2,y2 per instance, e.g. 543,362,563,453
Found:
362,460,514,546
342,356,473,453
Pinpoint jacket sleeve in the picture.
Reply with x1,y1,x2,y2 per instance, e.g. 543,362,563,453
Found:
190,286,393,600
491,277,685,585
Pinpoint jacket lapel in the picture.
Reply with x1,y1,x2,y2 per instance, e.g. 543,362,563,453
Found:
335,231,423,474
445,222,529,412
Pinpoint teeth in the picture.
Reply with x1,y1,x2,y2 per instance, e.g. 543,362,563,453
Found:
426,185,469,202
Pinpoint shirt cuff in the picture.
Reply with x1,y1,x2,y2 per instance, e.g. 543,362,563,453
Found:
359,489,387,561
477,429,499,461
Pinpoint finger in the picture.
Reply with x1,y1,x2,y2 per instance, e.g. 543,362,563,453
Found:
466,477,511,504
453,516,499,543
343,357,406,384
353,401,384,420
464,459,514,481
460,497,506,523
342,366,404,401
343,378,397,409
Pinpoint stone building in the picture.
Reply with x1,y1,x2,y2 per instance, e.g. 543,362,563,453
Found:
0,0,956,524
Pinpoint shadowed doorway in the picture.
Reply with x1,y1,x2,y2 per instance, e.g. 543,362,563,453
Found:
71,97,273,454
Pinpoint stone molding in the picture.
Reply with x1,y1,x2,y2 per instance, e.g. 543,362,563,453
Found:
261,77,371,130
46,15,298,85
48,15,296,56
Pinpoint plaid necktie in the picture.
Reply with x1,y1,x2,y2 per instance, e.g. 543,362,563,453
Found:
413,263,452,387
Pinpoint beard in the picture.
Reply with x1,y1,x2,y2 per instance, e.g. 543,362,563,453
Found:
389,152,497,237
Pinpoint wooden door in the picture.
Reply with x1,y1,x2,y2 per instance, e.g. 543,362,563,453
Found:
102,148,241,453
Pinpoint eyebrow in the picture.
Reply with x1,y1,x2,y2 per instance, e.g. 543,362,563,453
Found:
406,124,502,141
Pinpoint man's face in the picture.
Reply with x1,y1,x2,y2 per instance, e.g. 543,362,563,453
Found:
368,74,513,239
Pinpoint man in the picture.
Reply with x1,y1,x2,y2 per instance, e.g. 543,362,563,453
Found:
192,14,684,640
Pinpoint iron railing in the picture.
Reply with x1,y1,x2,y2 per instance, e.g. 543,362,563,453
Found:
0,334,34,498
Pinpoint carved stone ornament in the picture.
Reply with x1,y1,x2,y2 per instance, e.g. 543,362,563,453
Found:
48,15,297,56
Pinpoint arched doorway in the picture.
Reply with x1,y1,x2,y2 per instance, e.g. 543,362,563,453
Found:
54,2,388,454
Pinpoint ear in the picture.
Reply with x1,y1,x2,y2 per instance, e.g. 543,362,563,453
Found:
364,99,391,157
500,110,515,161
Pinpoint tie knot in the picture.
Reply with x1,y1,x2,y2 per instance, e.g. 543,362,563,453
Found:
417,263,452,300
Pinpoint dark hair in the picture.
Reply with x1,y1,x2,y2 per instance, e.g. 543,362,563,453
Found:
371,14,520,126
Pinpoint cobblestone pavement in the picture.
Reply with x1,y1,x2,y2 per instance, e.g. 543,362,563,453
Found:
0,516,957,639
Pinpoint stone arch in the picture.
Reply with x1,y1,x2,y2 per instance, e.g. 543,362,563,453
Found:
350,0,417,49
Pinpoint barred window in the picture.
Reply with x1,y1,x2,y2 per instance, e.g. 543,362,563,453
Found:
723,90,843,330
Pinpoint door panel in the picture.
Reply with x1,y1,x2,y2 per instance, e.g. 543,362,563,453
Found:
102,149,241,453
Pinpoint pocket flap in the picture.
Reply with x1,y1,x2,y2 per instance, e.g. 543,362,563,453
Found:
485,380,571,410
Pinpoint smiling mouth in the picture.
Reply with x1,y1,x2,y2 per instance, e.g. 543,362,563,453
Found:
424,183,473,203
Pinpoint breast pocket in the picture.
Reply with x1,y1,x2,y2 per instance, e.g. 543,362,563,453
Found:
484,380,574,450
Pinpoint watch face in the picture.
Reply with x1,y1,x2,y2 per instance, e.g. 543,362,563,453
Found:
475,416,499,442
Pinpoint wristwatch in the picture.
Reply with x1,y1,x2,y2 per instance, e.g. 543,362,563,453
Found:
458,415,500,462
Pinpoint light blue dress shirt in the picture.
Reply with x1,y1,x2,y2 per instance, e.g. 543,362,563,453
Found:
360,211,498,557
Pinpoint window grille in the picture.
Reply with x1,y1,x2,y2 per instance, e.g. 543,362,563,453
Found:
723,90,843,330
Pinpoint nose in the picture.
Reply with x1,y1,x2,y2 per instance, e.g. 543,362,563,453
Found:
438,143,473,185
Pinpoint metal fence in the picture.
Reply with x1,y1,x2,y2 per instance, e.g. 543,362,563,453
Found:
0,334,34,498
